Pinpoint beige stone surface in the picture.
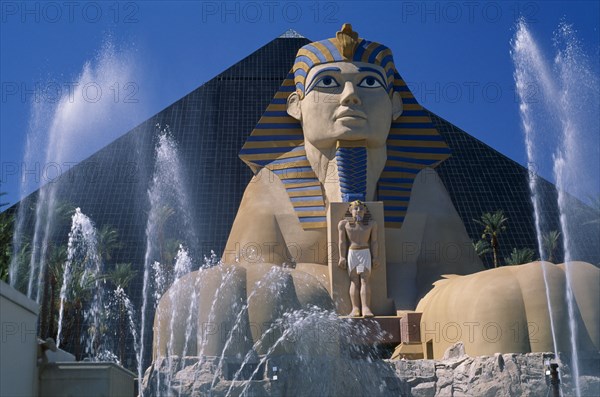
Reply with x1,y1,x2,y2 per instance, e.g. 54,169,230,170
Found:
385,168,485,309
557,262,600,354
221,165,484,310
223,168,329,270
393,344,425,360
155,166,490,358
153,264,334,359
416,261,600,358
153,265,253,359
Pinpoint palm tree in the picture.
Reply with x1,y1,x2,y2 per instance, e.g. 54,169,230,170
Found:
474,210,508,268
155,205,175,255
62,263,98,360
49,201,77,242
505,247,535,266
148,205,179,293
97,224,123,263
30,202,75,341
472,239,492,256
0,211,13,282
0,190,9,280
40,245,67,338
108,263,137,289
11,240,31,292
107,263,137,364
542,230,561,263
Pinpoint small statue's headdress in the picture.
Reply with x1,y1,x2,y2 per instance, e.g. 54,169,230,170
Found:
349,200,366,210
292,24,397,99
345,200,371,225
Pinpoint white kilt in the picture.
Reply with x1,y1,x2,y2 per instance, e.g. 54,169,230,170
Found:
348,248,372,275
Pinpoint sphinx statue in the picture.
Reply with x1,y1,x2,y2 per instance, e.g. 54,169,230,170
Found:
152,24,599,361
219,23,483,310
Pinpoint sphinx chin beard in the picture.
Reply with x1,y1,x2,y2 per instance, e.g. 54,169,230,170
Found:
304,140,387,203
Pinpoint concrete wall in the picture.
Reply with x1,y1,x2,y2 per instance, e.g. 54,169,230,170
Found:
39,362,135,397
0,281,40,397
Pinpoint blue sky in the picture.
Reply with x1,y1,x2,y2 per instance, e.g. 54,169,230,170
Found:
1,1,599,207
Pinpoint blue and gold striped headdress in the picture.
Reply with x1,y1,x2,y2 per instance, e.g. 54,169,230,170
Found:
239,24,451,230
293,24,397,98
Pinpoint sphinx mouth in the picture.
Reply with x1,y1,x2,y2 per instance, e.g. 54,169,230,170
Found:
335,109,367,120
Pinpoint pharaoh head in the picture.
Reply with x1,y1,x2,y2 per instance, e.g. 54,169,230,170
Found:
287,24,403,151
346,200,370,224
238,24,451,230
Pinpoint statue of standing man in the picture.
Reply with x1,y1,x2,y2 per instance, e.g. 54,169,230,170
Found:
338,200,379,317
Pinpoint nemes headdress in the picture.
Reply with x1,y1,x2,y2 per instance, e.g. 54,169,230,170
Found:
350,200,366,209
292,24,397,98
239,24,451,230
346,200,371,225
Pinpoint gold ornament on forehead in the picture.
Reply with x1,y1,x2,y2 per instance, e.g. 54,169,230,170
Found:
336,23,359,59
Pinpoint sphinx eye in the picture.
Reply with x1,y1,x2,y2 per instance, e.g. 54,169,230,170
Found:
314,76,339,88
358,76,384,88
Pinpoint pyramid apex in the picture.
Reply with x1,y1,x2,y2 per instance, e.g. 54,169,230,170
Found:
279,29,305,38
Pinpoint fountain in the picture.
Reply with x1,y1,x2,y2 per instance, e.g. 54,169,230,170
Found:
145,24,599,396
53,207,141,365
138,127,199,388
2,22,598,397
513,19,600,396
56,208,102,353
9,41,140,304
1,206,137,396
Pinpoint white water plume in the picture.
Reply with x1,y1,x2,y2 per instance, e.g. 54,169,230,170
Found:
10,39,144,302
512,19,599,397
512,20,559,356
57,208,98,348
138,129,198,394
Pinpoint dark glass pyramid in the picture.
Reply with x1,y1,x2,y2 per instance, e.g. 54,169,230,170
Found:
6,35,599,368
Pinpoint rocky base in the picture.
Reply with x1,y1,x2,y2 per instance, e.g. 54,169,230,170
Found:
142,344,600,397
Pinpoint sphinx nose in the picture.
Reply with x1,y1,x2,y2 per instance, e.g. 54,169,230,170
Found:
340,81,361,106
